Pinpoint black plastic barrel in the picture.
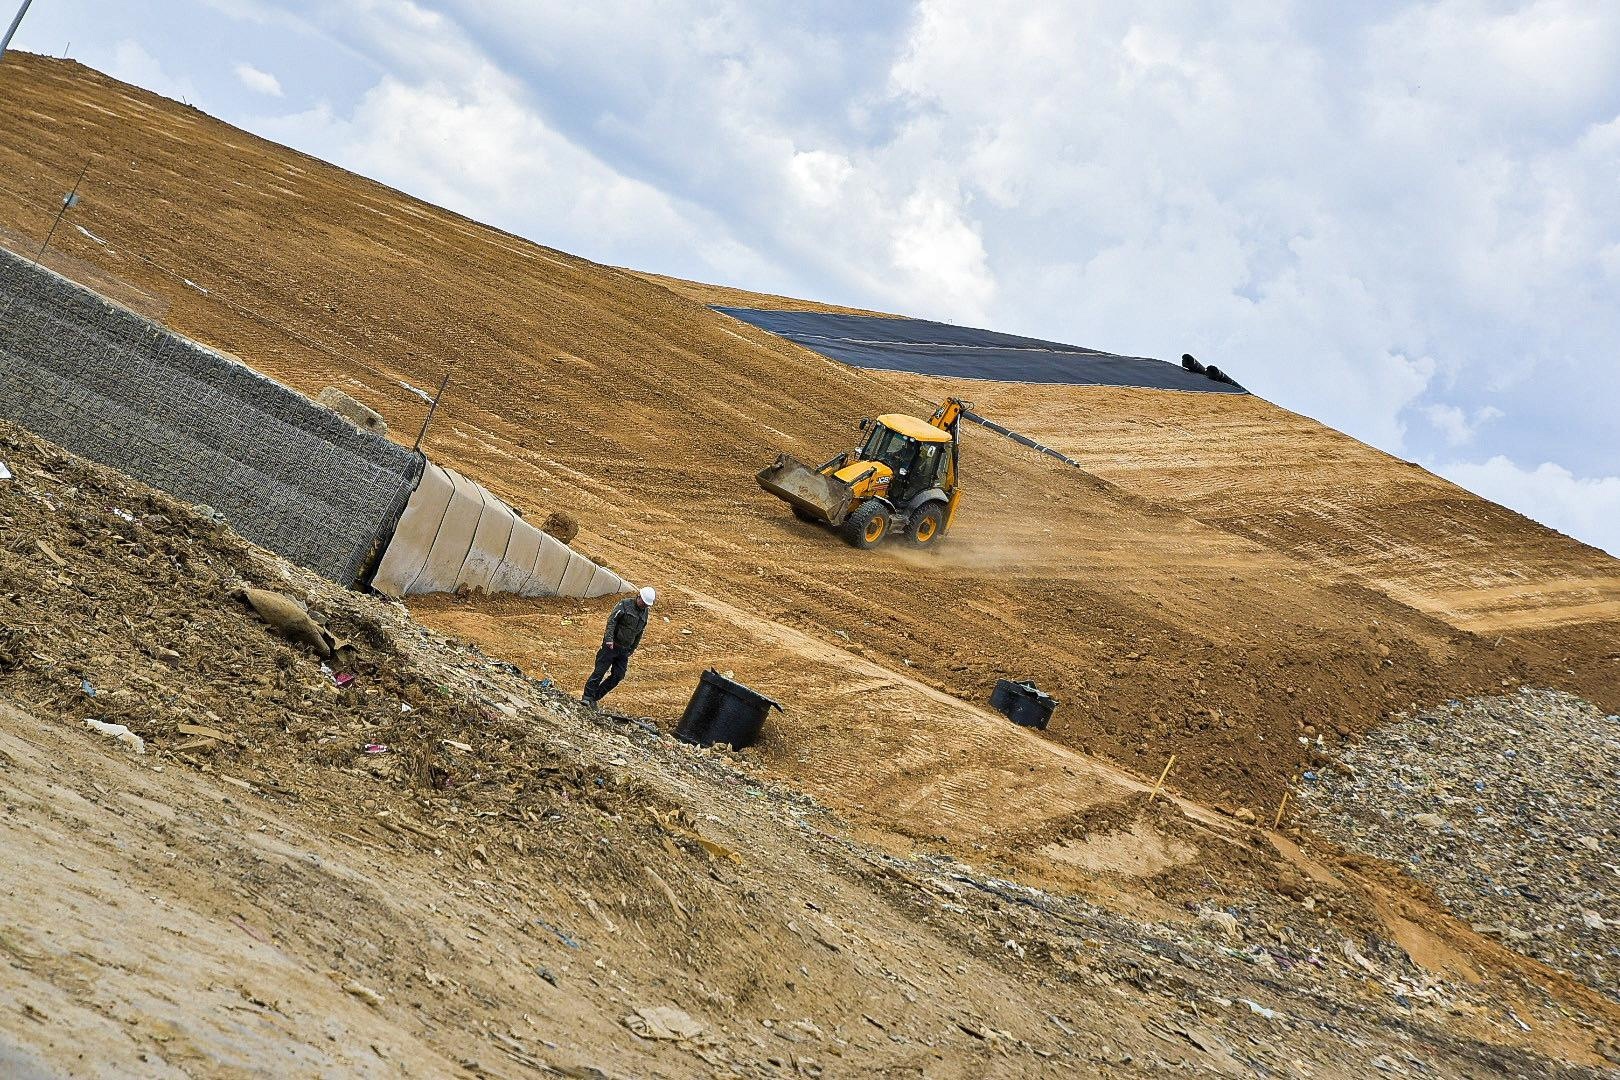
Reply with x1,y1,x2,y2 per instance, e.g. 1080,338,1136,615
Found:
676,669,783,749
990,679,1058,730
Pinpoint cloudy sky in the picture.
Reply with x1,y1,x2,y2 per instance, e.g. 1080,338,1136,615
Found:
9,0,1619,554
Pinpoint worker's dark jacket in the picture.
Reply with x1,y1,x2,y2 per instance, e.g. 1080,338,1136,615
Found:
602,597,648,653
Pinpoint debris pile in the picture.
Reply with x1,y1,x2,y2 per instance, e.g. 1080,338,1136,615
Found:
1299,688,1620,998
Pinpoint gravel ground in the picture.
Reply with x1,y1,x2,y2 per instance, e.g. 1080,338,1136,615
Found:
1298,688,1620,999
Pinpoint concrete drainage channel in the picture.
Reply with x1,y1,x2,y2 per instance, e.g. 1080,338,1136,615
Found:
0,245,632,601
371,460,631,600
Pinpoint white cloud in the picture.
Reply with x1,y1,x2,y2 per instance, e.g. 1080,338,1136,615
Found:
889,186,994,321
256,63,771,284
1424,404,1505,447
1438,457,1620,557
787,150,852,209
234,62,283,97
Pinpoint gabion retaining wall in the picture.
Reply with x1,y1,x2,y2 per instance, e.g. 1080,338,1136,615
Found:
0,245,419,585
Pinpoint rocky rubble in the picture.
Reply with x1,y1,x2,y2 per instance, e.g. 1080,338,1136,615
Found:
1299,688,1620,998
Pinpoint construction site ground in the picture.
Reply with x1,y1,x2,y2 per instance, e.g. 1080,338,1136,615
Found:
1,54,1618,1075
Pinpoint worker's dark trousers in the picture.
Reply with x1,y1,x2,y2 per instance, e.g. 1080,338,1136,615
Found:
583,645,630,703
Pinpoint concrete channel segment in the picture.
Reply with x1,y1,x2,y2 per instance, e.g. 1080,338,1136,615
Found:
559,550,597,596
456,487,516,594
489,519,542,594
399,465,483,595
370,462,454,596
528,529,574,595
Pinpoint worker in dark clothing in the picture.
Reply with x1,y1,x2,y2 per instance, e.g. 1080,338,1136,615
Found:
583,586,655,706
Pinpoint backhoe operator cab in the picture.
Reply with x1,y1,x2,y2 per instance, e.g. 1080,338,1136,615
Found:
757,399,969,549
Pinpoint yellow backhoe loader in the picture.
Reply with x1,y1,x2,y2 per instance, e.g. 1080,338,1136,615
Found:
757,399,970,548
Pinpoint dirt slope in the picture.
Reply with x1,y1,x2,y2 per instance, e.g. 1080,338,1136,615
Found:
879,377,1620,635
0,52,1614,894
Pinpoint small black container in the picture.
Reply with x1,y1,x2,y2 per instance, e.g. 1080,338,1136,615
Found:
676,669,783,749
990,679,1058,730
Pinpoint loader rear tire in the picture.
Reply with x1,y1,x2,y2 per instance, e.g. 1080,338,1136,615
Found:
907,502,945,546
841,501,890,549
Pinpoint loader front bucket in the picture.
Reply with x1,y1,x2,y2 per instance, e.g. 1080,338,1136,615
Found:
757,454,854,526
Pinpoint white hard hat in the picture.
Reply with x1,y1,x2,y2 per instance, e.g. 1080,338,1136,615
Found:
639,586,657,606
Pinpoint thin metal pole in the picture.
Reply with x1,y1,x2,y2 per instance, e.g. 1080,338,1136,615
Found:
0,157,87,326
413,368,451,453
33,157,90,263
2,0,36,58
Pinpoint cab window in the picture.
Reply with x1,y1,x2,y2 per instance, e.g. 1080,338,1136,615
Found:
914,443,942,487
861,426,915,467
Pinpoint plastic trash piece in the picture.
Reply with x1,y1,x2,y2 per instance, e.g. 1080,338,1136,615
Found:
81,679,96,696
364,743,388,754
0,461,11,481
83,718,145,754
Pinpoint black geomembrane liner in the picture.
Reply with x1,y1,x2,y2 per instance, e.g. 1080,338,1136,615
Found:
713,306,1245,394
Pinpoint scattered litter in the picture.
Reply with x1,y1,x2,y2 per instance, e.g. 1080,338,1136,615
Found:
532,919,581,950
399,702,413,713
624,1005,705,1042
237,587,336,658
82,718,144,754
364,744,388,755
334,672,355,688
694,836,743,864
1239,998,1280,1020
342,980,384,1008
35,539,67,567
176,722,232,743
80,678,96,696
398,379,435,403
1197,908,1241,941
440,739,472,753
109,507,135,523
0,461,11,481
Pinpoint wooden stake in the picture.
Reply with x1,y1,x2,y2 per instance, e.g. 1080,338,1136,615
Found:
1148,754,1176,803
1272,790,1291,829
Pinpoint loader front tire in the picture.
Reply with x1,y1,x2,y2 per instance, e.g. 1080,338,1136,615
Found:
841,501,890,549
907,502,945,546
